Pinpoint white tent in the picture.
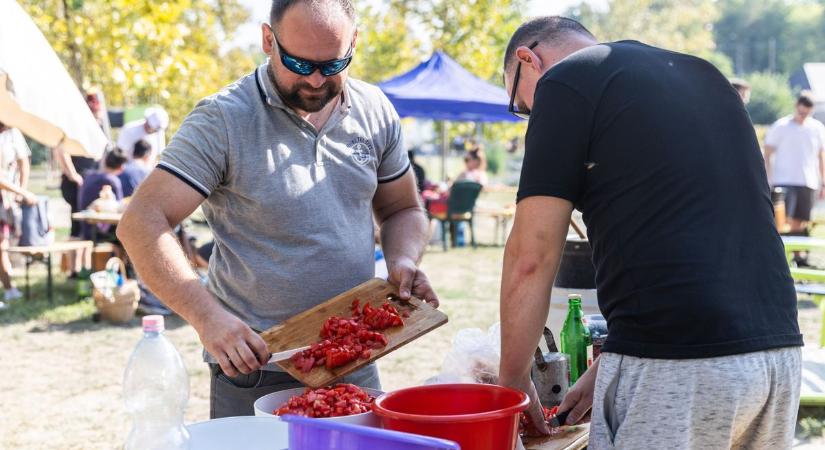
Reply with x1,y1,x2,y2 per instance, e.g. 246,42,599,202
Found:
0,0,105,158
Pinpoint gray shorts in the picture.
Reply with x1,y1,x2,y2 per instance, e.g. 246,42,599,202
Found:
209,363,381,419
589,347,801,450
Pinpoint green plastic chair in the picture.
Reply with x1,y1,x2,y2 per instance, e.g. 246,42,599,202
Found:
432,181,482,251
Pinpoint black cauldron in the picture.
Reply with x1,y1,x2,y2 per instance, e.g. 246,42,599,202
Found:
554,238,596,289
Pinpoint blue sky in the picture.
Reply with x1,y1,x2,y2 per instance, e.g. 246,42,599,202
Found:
233,0,606,49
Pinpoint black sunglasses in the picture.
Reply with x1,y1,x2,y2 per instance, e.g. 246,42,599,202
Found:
508,41,539,120
272,30,354,77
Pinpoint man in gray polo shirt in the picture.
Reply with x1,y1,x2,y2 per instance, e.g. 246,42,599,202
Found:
117,0,438,418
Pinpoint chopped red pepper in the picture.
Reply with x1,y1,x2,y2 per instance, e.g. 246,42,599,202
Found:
290,299,405,373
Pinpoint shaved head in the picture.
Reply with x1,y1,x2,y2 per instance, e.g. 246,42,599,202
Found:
270,0,355,28
503,16,596,74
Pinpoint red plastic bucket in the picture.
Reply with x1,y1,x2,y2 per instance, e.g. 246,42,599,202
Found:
373,384,529,450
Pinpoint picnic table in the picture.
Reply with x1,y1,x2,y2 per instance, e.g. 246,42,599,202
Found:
71,210,123,244
71,210,122,226
475,205,516,246
8,240,94,302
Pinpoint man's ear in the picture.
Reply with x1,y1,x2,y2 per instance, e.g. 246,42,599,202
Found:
515,45,543,75
261,23,274,54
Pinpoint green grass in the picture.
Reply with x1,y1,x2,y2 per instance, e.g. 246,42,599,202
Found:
0,268,93,326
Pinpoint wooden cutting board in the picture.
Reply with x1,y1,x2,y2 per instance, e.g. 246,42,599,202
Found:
260,278,448,388
522,424,589,450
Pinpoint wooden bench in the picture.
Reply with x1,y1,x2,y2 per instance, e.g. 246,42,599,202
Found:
474,206,516,246
8,240,94,303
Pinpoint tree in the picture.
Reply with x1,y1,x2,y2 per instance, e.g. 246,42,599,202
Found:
20,0,256,133
349,1,423,84
570,0,720,56
745,72,795,125
349,0,530,169
714,0,825,75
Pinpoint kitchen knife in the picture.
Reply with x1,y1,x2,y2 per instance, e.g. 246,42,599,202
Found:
548,409,571,428
267,345,311,363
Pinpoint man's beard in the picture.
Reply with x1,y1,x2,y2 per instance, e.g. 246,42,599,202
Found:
269,66,342,113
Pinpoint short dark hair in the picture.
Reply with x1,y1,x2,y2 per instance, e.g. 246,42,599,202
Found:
104,148,128,170
132,139,151,159
503,16,596,74
270,0,355,26
798,91,815,108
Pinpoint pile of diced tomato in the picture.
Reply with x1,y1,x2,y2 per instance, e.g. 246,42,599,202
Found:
274,384,375,418
519,405,560,435
290,299,405,372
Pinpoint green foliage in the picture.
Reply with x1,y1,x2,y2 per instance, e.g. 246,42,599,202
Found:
571,0,719,56
26,140,49,166
744,72,795,125
19,0,256,134
714,0,825,75
351,0,527,84
700,51,735,78
797,411,825,440
350,1,422,84
485,143,505,175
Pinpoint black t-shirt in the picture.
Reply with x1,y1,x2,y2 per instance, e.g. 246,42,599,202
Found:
519,41,802,359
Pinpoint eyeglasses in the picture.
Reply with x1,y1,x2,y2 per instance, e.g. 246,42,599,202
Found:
508,41,539,120
271,30,354,77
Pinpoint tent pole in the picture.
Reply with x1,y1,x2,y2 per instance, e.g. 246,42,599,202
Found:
441,121,448,181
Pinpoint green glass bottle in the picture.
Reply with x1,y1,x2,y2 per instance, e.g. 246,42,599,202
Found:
560,294,590,385
76,268,92,299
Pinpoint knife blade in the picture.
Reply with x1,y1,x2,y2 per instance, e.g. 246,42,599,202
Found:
267,345,311,363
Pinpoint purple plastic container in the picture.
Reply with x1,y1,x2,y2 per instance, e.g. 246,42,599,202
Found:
282,414,461,450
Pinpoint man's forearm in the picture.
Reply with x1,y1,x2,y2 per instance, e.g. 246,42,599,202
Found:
498,197,571,386
379,206,429,265
118,207,224,330
498,240,557,384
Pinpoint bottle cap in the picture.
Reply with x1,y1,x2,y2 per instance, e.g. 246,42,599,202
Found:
567,294,582,303
142,315,164,333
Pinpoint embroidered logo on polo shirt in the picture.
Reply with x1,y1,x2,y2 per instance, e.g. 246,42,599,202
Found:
348,137,374,165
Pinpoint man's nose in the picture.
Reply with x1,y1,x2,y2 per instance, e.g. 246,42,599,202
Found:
305,70,326,88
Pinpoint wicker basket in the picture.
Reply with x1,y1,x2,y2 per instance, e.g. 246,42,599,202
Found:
92,258,140,324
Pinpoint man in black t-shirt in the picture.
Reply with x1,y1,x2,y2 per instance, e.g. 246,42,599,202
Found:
497,17,802,449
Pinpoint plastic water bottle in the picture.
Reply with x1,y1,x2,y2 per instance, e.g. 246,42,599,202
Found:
123,316,190,450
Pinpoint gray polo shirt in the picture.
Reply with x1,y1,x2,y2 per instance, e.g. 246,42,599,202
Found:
159,63,409,335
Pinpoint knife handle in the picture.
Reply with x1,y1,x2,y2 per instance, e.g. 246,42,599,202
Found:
552,409,571,428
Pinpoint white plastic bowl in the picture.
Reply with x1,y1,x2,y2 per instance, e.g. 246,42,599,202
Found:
254,386,384,428
187,416,288,450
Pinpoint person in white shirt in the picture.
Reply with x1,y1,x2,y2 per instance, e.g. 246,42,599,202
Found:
116,107,168,162
765,92,825,237
0,124,37,307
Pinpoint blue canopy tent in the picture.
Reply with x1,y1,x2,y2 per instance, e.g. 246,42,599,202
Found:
378,51,518,179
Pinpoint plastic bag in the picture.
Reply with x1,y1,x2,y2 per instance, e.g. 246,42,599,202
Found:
426,322,502,385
